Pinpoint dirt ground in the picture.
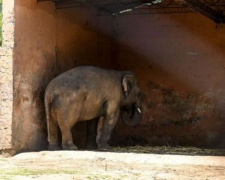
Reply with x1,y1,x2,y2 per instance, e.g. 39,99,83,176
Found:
0,146,225,180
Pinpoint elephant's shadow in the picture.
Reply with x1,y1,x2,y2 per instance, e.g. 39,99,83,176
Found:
55,121,88,150
72,121,88,149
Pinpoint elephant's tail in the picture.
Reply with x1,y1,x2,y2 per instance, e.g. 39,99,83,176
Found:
44,92,53,143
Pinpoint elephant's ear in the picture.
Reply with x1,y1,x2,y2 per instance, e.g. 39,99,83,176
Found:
122,75,135,97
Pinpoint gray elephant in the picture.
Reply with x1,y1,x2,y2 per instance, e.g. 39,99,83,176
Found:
44,66,142,150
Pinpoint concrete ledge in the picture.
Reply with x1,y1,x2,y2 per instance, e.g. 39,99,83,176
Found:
12,150,225,166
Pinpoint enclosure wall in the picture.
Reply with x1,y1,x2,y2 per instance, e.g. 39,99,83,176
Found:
8,0,225,152
13,0,57,152
55,8,114,148
12,2,114,152
111,13,225,148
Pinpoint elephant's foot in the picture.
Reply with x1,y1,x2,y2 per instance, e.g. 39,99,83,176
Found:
97,143,111,151
48,144,61,151
62,144,78,150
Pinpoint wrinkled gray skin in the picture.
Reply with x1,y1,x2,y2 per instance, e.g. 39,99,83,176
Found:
44,66,142,151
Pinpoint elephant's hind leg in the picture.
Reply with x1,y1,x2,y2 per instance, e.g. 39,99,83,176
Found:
52,96,79,150
57,108,78,150
48,120,61,150
60,125,78,150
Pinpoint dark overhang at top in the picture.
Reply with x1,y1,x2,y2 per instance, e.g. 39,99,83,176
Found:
38,0,225,23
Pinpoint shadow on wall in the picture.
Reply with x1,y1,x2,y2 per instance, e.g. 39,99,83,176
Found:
109,13,225,148
13,52,58,151
13,0,58,152
13,3,116,152
55,8,116,73
109,43,221,148
57,11,225,149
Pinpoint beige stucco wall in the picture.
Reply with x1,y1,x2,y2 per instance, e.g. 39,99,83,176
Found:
0,0,14,152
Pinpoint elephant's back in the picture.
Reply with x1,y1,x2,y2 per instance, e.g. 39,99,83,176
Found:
46,66,121,94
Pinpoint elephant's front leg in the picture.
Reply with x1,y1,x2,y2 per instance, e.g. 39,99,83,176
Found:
98,109,119,150
86,118,99,150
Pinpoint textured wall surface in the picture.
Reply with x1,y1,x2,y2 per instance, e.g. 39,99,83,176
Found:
13,0,56,152
0,0,14,151
110,13,225,148
56,10,225,148
56,8,114,71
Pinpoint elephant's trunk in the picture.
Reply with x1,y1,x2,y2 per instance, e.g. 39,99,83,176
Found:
121,104,142,126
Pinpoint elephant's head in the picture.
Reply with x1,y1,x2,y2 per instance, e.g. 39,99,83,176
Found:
120,73,142,126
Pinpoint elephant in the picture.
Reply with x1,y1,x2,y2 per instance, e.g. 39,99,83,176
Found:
44,66,142,151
